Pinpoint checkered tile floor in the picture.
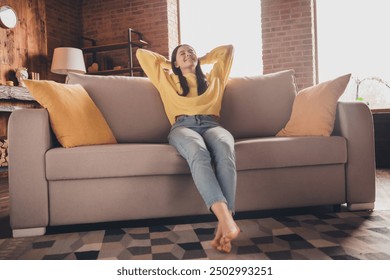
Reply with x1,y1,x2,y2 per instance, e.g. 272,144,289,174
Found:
1,211,390,260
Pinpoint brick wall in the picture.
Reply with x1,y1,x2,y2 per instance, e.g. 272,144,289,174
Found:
261,0,316,90
45,0,82,82
81,0,177,72
167,0,180,55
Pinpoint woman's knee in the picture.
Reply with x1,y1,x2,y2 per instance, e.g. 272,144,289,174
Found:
205,127,234,146
216,144,235,162
209,133,235,157
170,132,210,161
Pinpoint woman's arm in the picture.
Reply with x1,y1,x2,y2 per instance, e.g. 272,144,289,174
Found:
199,45,233,64
199,45,234,84
136,49,171,89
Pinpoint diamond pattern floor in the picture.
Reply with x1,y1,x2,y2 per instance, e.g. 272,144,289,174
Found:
1,210,390,260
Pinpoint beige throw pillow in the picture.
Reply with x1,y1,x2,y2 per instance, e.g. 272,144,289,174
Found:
276,74,351,137
24,79,117,148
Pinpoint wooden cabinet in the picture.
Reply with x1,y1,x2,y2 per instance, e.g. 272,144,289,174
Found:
82,28,148,76
372,109,390,168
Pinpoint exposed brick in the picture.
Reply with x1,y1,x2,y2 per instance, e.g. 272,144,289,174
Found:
262,0,316,90
45,0,82,82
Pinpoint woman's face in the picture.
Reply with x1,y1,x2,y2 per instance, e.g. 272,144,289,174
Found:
174,45,197,74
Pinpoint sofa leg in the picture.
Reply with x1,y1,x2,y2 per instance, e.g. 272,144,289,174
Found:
13,227,46,238
347,202,375,211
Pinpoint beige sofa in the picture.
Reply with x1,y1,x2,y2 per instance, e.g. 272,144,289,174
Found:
8,70,376,238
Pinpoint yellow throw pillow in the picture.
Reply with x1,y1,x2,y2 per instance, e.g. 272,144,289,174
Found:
24,79,117,147
276,74,351,137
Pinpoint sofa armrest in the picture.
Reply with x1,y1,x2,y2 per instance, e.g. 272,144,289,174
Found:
8,109,54,233
333,101,376,209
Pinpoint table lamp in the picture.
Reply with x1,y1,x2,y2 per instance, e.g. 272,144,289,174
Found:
51,47,86,82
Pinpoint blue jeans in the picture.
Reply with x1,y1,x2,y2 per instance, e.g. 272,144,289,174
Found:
168,115,237,212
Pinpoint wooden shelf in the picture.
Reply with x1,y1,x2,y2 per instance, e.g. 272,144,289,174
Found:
83,40,147,53
371,108,390,114
82,28,148,77
87,67,143,76
83,42,128,53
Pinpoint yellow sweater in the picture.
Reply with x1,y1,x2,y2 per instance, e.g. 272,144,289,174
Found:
136,45,234,125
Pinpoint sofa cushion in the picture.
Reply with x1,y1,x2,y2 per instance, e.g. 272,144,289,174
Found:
45,143,190,181
235,136,347,171
276,74,351,137
24,79,117,148
46,136,347,180
220,70,296,139
67,73,171,143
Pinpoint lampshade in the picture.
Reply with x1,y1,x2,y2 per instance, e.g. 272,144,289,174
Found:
51,47,86,75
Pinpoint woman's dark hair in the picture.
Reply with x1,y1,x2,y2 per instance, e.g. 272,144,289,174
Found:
171,44,208,96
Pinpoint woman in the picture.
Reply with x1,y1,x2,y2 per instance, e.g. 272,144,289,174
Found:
136,44,239,253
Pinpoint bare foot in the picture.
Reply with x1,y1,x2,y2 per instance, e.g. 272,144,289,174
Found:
210,202,240,253
218,225,240,253
211,223,222,249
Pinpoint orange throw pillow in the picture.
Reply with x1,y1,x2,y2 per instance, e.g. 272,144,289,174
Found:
276,74,351,137
24,80,117,147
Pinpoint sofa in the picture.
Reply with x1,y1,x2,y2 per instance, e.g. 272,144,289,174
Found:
8,70,376,238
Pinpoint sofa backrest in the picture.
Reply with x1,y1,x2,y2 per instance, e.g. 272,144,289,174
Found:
67,73,171,143
221,70,296,138
67,70,297,143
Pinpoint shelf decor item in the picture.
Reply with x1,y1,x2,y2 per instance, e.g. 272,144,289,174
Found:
15,67,28,87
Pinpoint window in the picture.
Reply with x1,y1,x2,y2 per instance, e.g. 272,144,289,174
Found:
179,0,262,77
316,0,390,109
